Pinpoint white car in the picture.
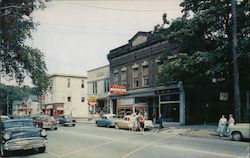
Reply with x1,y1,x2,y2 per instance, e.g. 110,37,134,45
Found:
228,123,250,141
0,115,10,121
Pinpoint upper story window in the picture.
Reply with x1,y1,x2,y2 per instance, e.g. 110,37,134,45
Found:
132,67,139,88
114,72,119,85
104,79,110,93
155,58,163,75
121,71,127,86
81,80,85,88
92,81,97,94
67,96,71,102
67,79,71,88
142,65,149,87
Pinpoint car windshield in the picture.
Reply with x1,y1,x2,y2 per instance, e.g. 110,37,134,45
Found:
3,120,34,129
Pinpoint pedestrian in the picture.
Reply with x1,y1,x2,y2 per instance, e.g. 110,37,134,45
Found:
135,112,140,131
227,114,235,133
139,113,145,134
217,115,227,137
159,113,164,129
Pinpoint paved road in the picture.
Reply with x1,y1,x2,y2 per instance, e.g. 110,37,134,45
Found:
7,123,250,158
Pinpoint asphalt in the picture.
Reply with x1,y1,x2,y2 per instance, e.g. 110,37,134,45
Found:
76,118,220,139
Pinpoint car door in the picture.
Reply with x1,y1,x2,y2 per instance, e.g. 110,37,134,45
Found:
120,117,130,129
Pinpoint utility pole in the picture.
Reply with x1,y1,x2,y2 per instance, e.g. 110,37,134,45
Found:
231,0,241,122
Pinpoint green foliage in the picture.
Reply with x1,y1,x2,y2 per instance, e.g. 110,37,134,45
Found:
157,0,250,90
0,0,50,95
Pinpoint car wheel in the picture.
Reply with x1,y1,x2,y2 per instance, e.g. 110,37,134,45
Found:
72,124,75,127
0,145,9,157
54,127,58,130
38,146,46,153
232,132,242,141
115,124,119,129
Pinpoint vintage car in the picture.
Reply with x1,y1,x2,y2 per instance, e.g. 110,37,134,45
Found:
95,114,118,128
228,123,250,141
57,115,76,126
33,115,58,130
114,115,154,130
0,119,47,156
0,115,10,121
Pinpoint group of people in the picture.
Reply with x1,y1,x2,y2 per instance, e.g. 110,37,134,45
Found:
129,112,145,133
217,114,235,137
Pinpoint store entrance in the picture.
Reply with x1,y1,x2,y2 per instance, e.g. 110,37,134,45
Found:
160,103,179,122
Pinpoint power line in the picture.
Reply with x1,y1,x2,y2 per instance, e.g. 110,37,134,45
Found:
66,2,180,12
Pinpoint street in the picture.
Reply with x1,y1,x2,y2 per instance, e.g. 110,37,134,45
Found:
7,123,249,158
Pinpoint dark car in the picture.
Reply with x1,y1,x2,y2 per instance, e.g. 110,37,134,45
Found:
57,115,76,127
0,119,47,157
33,115,58,130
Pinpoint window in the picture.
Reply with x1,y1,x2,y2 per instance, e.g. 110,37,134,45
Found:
92,81,97,94
142,65,149,87
81,80,84,88
132,67,139,88
104,79,110,93
157,62,163,74
67,97,71,102
81,97,85,102
67,79,71,88
121,71,127,86
114,72,119,85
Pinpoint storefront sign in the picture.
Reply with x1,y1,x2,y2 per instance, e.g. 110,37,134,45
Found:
117,98,134,106
220,92,228,101
110,85,126,95
88,96,97,102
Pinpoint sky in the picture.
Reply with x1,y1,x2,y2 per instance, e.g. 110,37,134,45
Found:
31,0,183,76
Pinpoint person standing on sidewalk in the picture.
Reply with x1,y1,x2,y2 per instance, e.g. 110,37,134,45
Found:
139,113,145,134
217,115,227,137
227,114,235,133
159,113,164,129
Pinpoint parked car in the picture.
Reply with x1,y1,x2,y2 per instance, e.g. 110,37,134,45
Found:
57,115,76,126
0,115,10,121
33,115,58,130
228,123,250,141
95,114,118,128
0,119,47,156
114,115,154,130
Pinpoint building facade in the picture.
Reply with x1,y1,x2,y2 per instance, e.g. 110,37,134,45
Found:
43,74,88,118
87,65,110,115
107,32,185,124
12,95,40,115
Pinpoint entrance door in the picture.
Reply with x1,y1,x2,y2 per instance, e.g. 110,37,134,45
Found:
160,103,179,122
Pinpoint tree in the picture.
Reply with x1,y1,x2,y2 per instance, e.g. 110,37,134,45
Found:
0,0,50,95
157,0,249,122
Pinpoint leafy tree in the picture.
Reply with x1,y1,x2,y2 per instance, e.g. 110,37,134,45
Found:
0,0,50,95
157,0,250,90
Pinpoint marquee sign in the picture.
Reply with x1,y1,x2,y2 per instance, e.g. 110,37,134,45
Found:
110,85,126,95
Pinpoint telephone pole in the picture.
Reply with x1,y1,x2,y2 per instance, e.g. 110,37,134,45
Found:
231,0,241,122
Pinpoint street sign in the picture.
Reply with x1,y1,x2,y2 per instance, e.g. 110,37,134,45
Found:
220,92,229,101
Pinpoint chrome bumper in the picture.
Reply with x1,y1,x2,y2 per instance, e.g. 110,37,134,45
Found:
2,137,47,151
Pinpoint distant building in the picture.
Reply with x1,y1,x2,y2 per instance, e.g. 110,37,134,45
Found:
42,74,88,118
87,65,110,115
12,95,40,115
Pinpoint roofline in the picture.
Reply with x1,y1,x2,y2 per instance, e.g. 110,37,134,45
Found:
49,73,87,79
87,64,109,73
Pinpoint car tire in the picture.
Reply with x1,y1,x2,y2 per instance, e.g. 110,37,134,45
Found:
0,145,9,157
72,124,75,127
232,132,242,141
38,146,46,153
115,123,119,129
54,127,58,130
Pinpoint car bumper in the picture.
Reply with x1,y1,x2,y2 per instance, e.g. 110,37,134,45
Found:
2,137,47,151
42,124,57,129
64,122,75,125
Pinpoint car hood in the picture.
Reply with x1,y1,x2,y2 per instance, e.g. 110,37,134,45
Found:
5,127,41,139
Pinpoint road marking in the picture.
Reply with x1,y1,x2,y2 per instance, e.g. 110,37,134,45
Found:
238,146,250,158
60,141,115,158
121,133,178,158
47,151,61,158
153,144,240,158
